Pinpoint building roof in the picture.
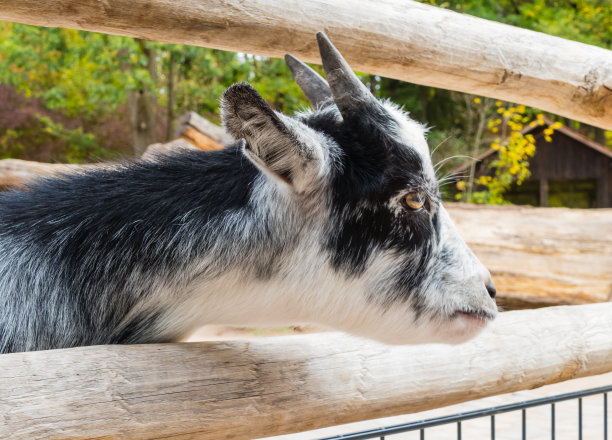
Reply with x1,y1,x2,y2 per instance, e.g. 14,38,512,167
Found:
450,116,612,176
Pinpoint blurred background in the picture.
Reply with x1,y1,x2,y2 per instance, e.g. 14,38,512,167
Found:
0,0,610,207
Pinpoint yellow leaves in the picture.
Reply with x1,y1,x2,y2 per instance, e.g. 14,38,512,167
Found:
474,97,481,104
507,121,523,131
456,180,466,191
479,106,539,204
495,101,503,107
540,121,562,142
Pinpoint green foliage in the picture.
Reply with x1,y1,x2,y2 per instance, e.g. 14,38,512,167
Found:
0,22,312,161
166,48,308,120
36,115,114,163
0,23,136,117
0,0,609,179
0,128,24,158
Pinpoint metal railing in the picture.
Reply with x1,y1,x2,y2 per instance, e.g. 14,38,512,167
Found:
317,385,611,440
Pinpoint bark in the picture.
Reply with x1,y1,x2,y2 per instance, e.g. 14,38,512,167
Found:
127,40,158,156
165,51,176,142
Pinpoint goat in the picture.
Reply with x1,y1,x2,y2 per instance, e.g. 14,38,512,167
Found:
0,32,497,354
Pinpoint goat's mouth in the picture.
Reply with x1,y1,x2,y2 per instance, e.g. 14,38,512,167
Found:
451,308,496,328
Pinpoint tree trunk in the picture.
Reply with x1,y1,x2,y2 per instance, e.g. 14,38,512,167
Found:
465,99,489,203
128,40,158,156
418,84,428,122
593,126,607,145
165,51,176,142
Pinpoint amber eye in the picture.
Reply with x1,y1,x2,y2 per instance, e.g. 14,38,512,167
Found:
404,192,426,211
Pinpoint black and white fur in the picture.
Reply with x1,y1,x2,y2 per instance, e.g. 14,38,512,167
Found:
0,33,497,354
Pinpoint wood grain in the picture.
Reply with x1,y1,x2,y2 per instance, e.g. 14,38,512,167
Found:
448,203,612,308
0,0,610,129
176,111,233,149
1,303,612,439
0,158,102,189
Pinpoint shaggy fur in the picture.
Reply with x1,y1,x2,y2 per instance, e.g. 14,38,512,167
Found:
0,34,496,354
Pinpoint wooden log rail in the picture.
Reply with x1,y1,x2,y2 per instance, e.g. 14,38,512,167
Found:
448,203,612,309
0,1,610,129
1,303,612,439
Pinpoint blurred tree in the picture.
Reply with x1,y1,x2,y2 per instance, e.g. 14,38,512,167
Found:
0,23,309,160
0,0,609,170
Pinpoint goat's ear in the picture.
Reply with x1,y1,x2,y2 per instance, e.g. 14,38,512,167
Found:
221,83,325,189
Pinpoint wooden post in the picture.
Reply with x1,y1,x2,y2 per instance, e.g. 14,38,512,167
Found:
597,175,609,208
0,0,610,129
539,178,549,207
1,303,612,440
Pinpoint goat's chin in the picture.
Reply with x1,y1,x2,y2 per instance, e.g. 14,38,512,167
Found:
436,312,492,344
375,313,493,346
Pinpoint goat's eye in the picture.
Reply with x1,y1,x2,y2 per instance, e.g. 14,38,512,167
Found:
404,192,426,211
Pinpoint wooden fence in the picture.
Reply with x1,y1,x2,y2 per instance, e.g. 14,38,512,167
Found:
0,2,611,439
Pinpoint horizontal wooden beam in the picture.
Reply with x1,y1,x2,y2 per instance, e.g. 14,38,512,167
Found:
2,303,612,439
0,0,610,129
449,203,612,308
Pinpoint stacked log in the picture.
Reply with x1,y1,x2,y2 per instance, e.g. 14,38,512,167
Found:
0,160,102,191
449,203,612,309
176,111,233,150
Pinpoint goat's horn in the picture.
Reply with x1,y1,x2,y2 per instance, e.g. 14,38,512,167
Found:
316,31,373,117
285,54,332,108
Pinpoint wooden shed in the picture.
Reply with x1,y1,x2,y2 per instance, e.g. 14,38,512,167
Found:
453,118,612,208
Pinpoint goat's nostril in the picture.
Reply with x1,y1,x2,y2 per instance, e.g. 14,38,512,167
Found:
485,278,497,299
